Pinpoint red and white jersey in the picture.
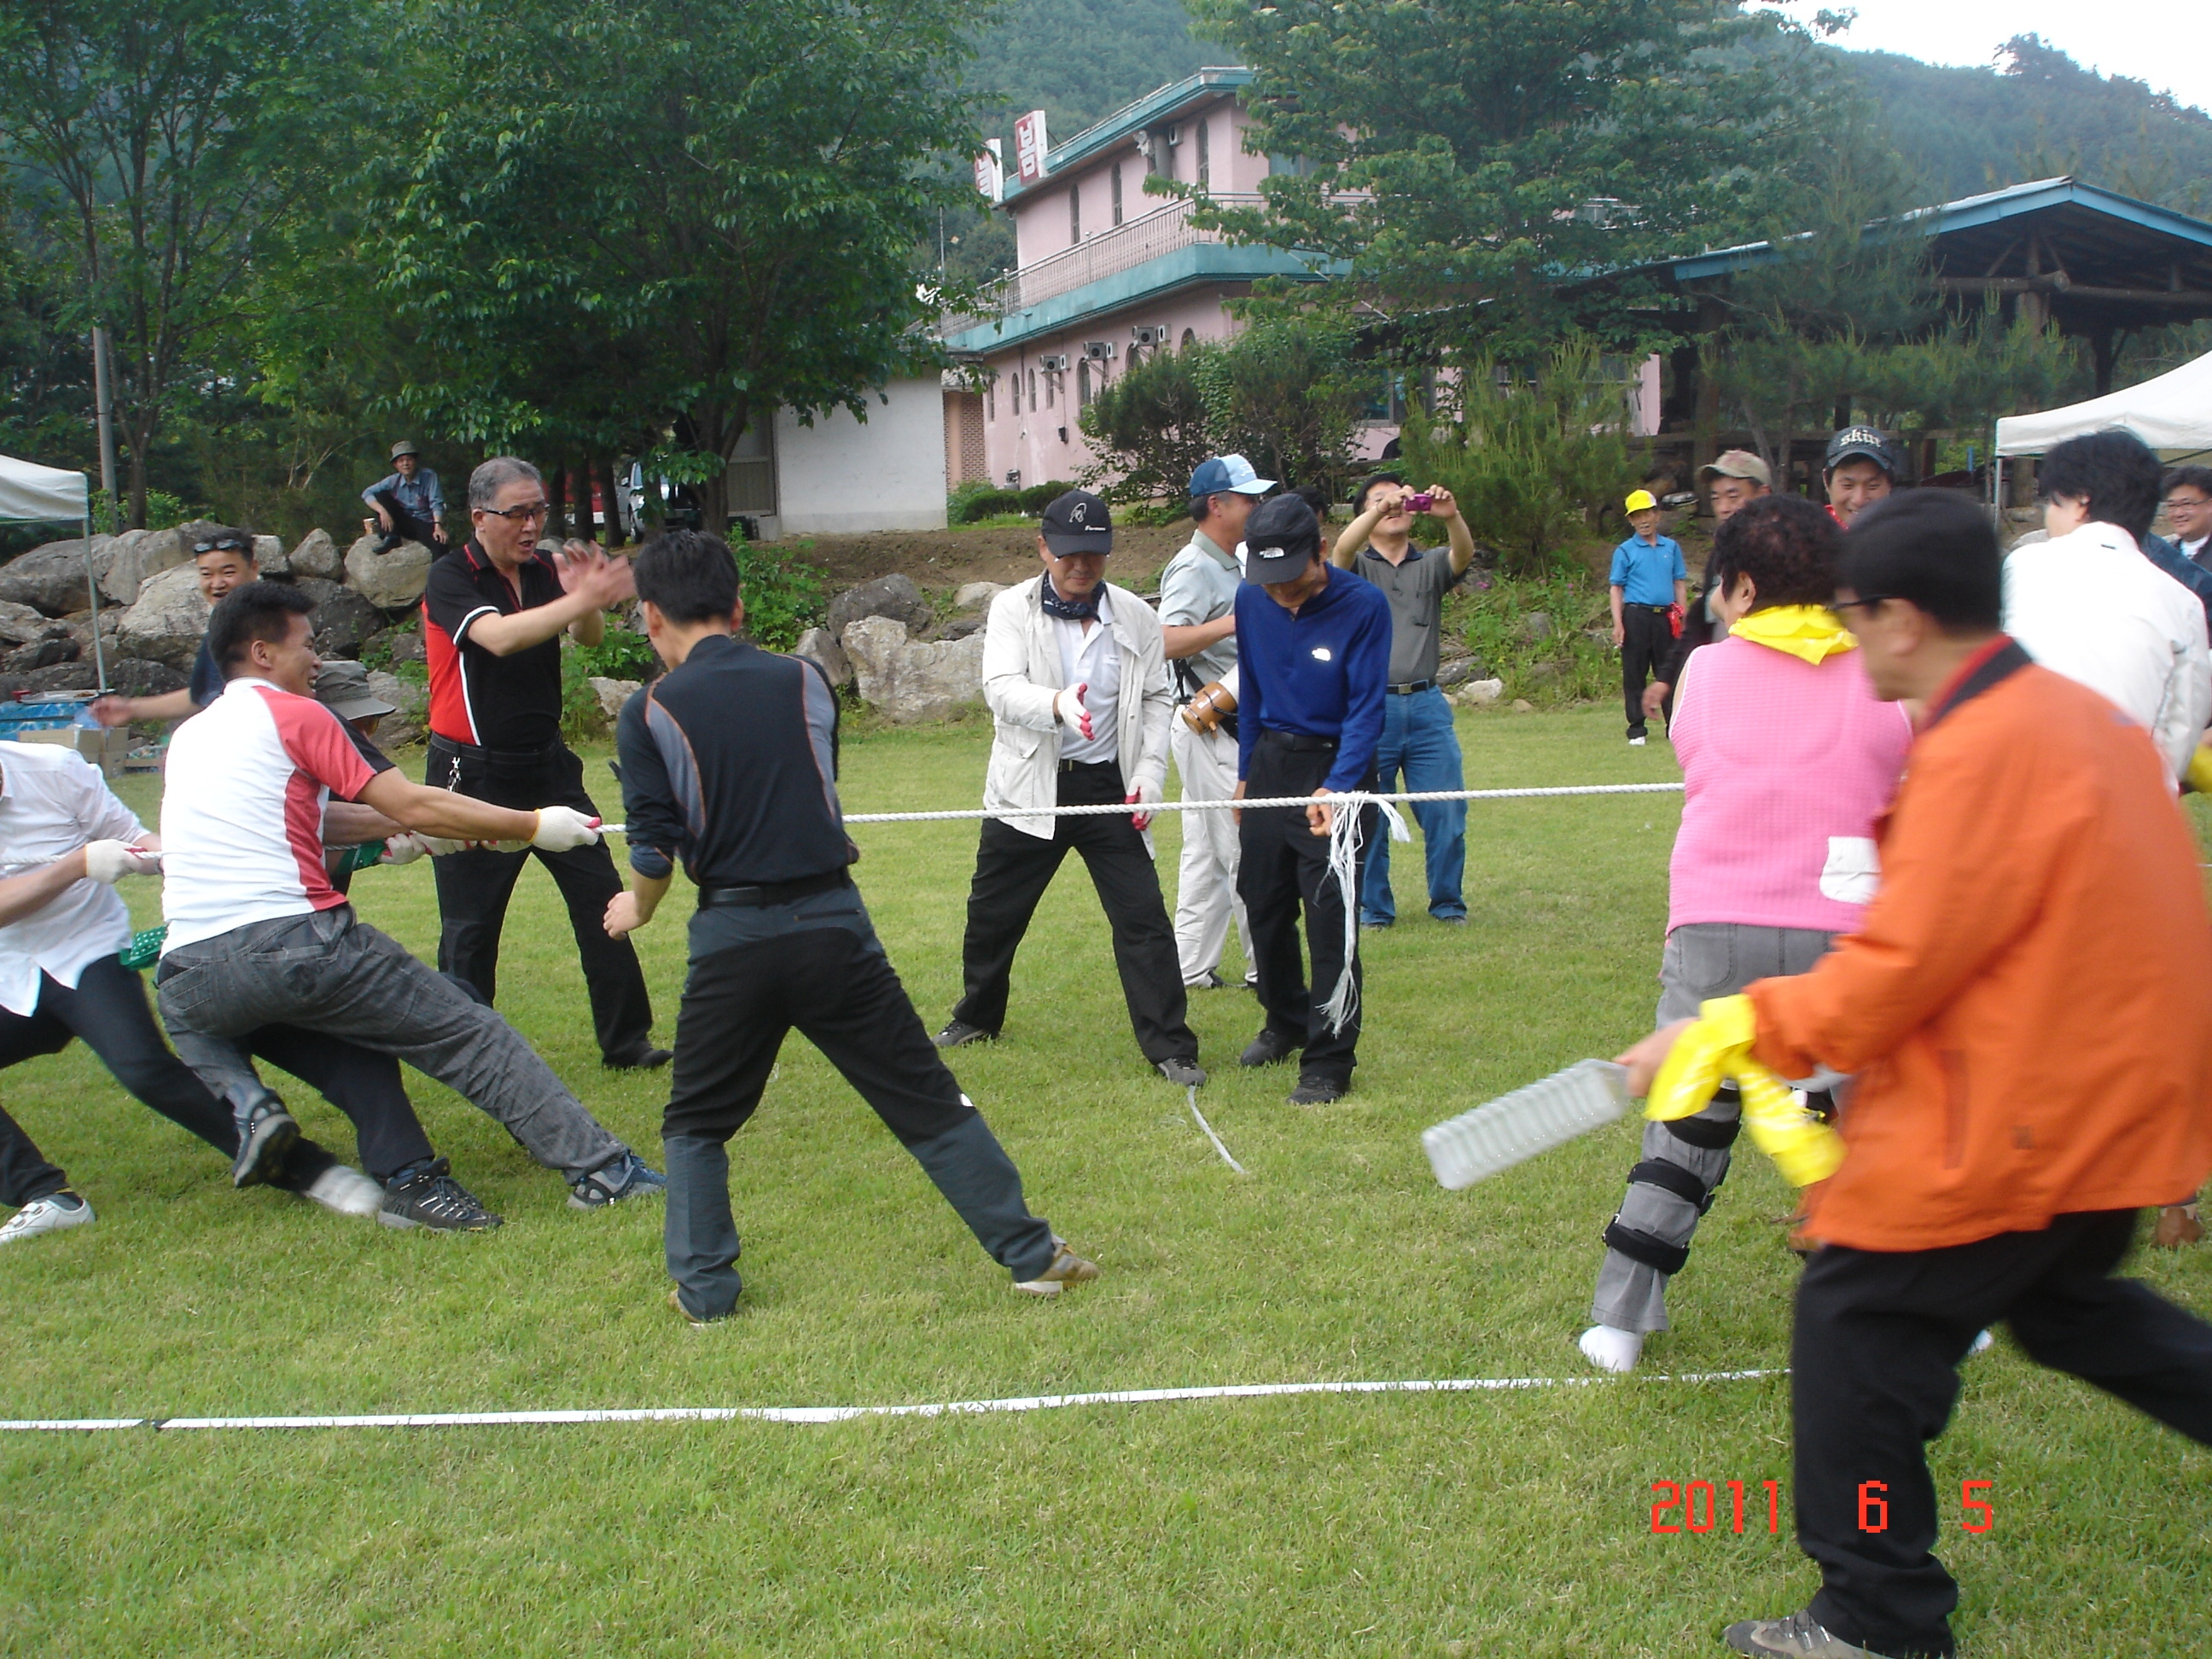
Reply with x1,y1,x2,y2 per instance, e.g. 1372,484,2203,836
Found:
160,676,379,953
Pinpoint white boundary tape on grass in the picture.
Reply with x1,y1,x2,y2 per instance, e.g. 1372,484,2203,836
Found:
0,1368,1781,1434
1185,1085,1247,1173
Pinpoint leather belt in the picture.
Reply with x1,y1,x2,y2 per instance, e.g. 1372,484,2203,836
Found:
1258,728,1337,754
1058,757,1120,774
697,869,852,909
429,733,562,765
1386,678,1435,696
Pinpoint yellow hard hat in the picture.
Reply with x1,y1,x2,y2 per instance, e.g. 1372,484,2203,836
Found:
1624,489,1658,514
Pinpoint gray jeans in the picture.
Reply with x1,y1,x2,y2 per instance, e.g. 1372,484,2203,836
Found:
157,907,628,1184
1590,923,1835,1334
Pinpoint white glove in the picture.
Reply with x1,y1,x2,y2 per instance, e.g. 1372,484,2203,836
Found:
83,840,160,883
1054,682,1094,742
377,834,428,866
416,834,472,857
530,806,602,852
1126,779,1162,830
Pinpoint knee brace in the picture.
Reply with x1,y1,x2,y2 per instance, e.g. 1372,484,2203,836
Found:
1660,1083,1743,1151
1603,1158,1724,1278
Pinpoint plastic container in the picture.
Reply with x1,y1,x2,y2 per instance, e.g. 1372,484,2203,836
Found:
1422,1058,1632,1190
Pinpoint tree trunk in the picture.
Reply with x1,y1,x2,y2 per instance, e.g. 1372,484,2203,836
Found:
598,456,623,548
549,462,570,540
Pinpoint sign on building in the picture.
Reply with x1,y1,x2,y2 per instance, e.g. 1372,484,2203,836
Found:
973,138,1004,203
1014,110,1050,184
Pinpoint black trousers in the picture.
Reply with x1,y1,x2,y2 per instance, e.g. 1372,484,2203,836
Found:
1621,604,1672,736
1237,735,1375,1086
0,955,435,1202
951,760,1196,1063
428,740,655,1062
1795,1210,2212,1656
367,488,443,552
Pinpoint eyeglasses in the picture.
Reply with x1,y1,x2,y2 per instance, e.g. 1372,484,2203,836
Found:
480,501,553,523
1830,596,1894,614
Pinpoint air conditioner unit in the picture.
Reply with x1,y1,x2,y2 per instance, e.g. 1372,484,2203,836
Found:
1130,326,1162,347
1037,353,1069,372
1083,341,1116,362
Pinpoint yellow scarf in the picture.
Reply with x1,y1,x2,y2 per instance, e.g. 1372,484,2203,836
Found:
1729,604,1857,665
1647,994,1846,1188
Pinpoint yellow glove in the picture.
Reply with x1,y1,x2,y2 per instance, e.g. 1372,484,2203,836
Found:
1645,994,1845,1188
2186,742,2212,796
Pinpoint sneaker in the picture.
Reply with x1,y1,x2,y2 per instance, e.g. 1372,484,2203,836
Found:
1014,1239,1100,1296
667,1287,730,1327
1239,1027,1301,1068
230,1097,299,1189
1359,917,1394,931
603,1045,674,1071
933,1020,996,1049
378,1159,503,1232
1184,969,1226,990
2155,1202,2204,1248
1289,1074,1347,1106
568,1150,667,1210
1157,1056,1208,1086
1723,1610,1902,1657
0,1191,95,1245
1432,913,1469,926
1627,735,1648,747
1967,1328,1995,1358
300,1165,383,1219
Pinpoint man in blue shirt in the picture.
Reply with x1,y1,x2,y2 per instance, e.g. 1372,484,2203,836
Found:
1232,494,1392,1104
1608,488,1688,745
362,440,447,554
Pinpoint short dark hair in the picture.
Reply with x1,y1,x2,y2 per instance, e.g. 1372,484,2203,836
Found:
190,525,257,561
207,580,317,672
2038,430,2163,543
1707,496,1842,611
633,529,739,624
2163,464,2212,500
1837,491,2002,633
1353,472,1404,515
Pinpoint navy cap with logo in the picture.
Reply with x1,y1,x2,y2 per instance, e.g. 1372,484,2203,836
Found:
1040,488,1114,556
1240,493,1322,584
1825,426,1899,477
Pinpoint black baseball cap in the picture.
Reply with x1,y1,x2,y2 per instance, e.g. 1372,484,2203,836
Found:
1825,427,1899,477
1241,494,1322,584
1040,489,1114,556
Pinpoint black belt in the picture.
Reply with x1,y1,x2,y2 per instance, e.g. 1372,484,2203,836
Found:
1258,728,1338,754
429,733,562,765
1386,678,1435,696
1058,757,1120,774
697,869,853,909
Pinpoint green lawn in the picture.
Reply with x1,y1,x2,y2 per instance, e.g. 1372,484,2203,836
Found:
3,705,2207,1656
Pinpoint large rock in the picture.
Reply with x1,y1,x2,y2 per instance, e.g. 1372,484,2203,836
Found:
0,600,47,645
826,573,931,643
253,534,287,574
954,581,1006,611
841,615,984,725
293,577,387,659
2,636,79,673
384,625,425,665
101,657,189,699
344,534,433,609
1453,678,1505,706
115,563,211,667
365,669,426,749
588,676,642,724
97,527,189,605
289,528,341,579
0,537,114,616
791,626,852,689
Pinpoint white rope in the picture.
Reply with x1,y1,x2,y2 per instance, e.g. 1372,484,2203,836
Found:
0,1367,1781,1433
1185,1085,1247,1173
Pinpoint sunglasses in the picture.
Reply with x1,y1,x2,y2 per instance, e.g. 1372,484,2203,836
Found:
480,501,553,523
192,537,251,555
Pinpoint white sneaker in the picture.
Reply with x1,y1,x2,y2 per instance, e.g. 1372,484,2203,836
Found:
301,1165,383,1219
0,1191,95,1244
1968,1328,1995,1357
1627,736,1647,747
1579,1323,1644,1373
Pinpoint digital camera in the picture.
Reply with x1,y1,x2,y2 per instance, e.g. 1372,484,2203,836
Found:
1404,491,1435,513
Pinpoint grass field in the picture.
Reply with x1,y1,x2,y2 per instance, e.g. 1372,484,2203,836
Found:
3,704,2208,1656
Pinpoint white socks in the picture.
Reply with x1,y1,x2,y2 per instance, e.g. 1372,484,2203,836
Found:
1579,1324,1644,1373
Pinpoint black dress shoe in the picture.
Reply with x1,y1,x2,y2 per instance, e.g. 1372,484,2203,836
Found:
1239,1027,1301,1068
603,1046,674,1071
1288,1074,1347,1106
933,1021,997,1049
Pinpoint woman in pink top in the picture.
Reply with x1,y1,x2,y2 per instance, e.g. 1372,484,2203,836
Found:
1580,496,1912,1374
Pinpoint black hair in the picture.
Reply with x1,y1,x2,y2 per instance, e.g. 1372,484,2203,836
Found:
2037,429,2163,544
1353,472,1404,515
2163,464,2212,500
1188,496,1213,523
1837,491,2002,633
1707,496,1841,611
191,525,258,561
1294,482,1332,519
207,580,317,672
633,528,740,624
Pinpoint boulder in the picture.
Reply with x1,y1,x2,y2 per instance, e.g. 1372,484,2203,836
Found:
588,676,642,724
254,534,287,574
384,625,426,665
97,527,189,605
791,626,852,689
1522,610,1555,642
826,573,931,642
1526,661,1562,684
0,600,47,645
289,527,342,579
115,563,212,667
293,577,387,659
2,637,79,673
0,537,114,616
1453,678,1505,707
344,534,434,609
20,660,98,694
954,580,1007,611
365,670,427,749
932,614,985,643
841,615,985,725
101,657,188,699
1510,698,1535,713
1435,658,1476,690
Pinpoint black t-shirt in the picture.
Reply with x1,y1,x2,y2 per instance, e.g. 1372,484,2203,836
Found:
189,638,223,708
422,540,566,750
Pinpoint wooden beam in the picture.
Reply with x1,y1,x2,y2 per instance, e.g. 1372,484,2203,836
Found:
1937,277,2212,306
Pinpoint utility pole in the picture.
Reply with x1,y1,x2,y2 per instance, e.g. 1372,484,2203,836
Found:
90,326,119,533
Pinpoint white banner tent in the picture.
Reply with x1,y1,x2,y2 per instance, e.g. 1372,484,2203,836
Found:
0,451,105,690
1994,350,2212,458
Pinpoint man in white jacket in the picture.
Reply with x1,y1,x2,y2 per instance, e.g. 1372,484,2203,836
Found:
934,491,1205,1084
2003,429,2212,784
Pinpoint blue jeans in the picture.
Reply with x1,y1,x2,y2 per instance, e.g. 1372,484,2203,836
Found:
1359,685,1466,923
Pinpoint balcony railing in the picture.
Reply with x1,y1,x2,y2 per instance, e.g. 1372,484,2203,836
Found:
944,195,1266,334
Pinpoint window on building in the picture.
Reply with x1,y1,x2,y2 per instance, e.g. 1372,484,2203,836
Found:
1045,366,1055,409
1196,119,1209,189
1078,359,1091,407
1181,327,1196,350
1027,368,1036,410
1110,162,1123,227
986,377,995,422
1069,185,1080,246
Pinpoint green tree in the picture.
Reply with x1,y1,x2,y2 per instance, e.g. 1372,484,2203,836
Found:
363,0,992,530
1190,315,1368,494
1078,345,1214,502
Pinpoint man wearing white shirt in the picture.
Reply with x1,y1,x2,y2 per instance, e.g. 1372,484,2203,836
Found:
934,491,1203,1083
2003,430,2212,784
2163,466,2212,569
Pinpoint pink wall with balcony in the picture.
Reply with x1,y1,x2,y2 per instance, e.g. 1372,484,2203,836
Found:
1010,91,1263,269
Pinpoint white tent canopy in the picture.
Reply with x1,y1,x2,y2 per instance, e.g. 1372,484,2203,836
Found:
1995,350,2212,457
0,451,90,523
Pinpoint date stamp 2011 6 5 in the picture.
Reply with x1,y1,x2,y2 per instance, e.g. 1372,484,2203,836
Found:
1649,1480,1997,1535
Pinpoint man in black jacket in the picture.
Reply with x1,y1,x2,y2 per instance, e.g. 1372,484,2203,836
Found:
603,530,1096,1323
1643,450,1771,730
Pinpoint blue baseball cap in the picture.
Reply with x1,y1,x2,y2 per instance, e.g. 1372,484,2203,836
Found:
1189,454,1276,499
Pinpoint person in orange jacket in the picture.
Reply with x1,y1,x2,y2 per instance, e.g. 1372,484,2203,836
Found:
1620,490,2212,1659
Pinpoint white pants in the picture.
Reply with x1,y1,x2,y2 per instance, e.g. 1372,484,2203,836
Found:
1170,717,1251,984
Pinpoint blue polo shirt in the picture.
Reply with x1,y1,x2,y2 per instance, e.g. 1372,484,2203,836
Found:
1609,534,1686,606
1234,564,1392,792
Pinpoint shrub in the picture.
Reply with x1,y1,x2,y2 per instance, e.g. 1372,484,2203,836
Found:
949,480,1018,524
1079,346,1215,504
1015,480,1076,514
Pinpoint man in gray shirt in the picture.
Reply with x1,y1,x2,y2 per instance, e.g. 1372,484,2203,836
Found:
1328,474,1476,927
1159,454,1273,988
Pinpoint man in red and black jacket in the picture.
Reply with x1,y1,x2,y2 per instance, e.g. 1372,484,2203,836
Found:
421,457,667,1069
